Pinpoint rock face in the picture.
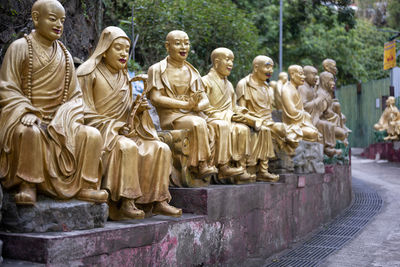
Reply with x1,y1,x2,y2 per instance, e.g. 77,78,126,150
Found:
1,192,108,233
293,140,325,174
0,0,104,63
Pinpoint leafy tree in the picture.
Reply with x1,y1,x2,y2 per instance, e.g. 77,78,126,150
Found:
387,0,400,30
104,0,260,84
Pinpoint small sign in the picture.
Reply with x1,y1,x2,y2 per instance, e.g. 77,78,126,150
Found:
297,176,306,188
376,98,380,108
384,41,396,70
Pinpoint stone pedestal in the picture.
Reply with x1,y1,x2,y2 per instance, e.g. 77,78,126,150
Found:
293,140,325,174
0,166,351,266
1,192,108,233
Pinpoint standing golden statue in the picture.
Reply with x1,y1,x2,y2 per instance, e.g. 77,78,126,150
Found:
281,65,320,143
0,0,109,205
202,47,255,182
374,96,400,141
77,26,181,219
147,30,243,182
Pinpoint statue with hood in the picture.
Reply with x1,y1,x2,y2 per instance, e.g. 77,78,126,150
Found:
77,26,181,219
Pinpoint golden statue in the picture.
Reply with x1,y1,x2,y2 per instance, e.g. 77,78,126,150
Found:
147,30,244,182
0,0,109,205
271,72,288,110
202,47,256,182
299,67,342,156
77,26,182,219
374,96,400,141
236,55,298,181
281,65,320,143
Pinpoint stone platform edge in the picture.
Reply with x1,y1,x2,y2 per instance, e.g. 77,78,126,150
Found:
0,165,351,266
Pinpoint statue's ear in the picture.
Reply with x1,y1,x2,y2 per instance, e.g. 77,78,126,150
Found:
32,11,39,23
165,41,169,52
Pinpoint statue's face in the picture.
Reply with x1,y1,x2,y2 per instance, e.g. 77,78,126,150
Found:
279,73,288,84
215,51,234,77
304,68,318,86
321,74,335,92
254,59,274,81
33,2,65,42
166,32,190,62
326,62,338,75
291,67,305,87
103,37,130,72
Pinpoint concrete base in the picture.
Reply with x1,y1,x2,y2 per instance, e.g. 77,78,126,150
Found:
1,192,108,233
0,165,351,266
361,142,400,162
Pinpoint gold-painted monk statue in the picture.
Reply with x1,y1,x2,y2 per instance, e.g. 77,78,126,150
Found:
147,30,243,182
202,47,256,182
77,26,182,219
374,96,400,141
299,67,342,156
236,55,298,181
281,65,320,143
0,0,109,205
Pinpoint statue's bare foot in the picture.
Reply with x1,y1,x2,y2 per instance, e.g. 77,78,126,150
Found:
153,201,182,217
218,164,244,179
198,162,217,178
257,171,280,182
121,199,145,219
77,189,109,203
15,182,36,205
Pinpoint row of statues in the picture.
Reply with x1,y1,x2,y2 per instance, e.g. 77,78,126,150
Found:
0,0,350,221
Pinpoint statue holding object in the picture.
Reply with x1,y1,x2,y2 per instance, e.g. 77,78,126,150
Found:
0,0,108,205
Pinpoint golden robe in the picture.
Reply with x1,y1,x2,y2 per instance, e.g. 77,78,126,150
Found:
299,82,336,148
0,33,103,199
202,69,250,163
147,57,231,167
77,30,171,204
281,82,319,142
235,75,278,162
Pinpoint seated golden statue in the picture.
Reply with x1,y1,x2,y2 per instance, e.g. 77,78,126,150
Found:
374,96,400,141
202,47,257,183
147,30,243,183
273,72,288,110
0,0,109,205
299,67,342,156
77,26,181,219
236,55,297,181
281,65,320,143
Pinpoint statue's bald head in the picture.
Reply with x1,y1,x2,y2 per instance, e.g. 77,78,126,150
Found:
278,72,288,83
322,58,337,75
211,47,233,65
252,55,273,70
288,65,302,77
303,66,318,86
32,0,64,15
319,71,334,91
166,30,189,43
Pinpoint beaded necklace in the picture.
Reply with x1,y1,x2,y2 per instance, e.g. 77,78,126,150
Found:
24,34,71,121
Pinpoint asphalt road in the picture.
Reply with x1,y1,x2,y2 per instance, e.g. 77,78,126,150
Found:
323,148,400,267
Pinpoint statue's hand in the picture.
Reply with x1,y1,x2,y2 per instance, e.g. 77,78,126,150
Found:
186,97,197,111
232,114,247,123
21,113,40,126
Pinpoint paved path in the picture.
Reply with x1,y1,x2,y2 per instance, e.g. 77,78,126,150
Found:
324,149,400,267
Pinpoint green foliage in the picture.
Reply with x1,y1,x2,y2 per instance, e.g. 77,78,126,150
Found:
104,0,260,84
387,0,400,30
